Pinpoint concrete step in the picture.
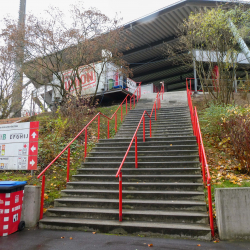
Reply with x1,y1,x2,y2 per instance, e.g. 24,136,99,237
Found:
39,217,211,240
92,145,198,152
76,167,201,174
81,161,200,168
61,189,205,200
89,150,198,156
115,131,193,137
67,180,203,191
98,136,196,143
116,129,193,134
96,140,197,147
71,174,203,183
117,126,193,132
54,198,207,212
46,207,209,224
85,155,199,163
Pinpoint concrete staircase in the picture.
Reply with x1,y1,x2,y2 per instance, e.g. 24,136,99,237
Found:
39,94,211,240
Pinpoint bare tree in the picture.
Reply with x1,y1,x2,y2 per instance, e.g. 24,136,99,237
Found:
0,45,30,118
2,4,132,107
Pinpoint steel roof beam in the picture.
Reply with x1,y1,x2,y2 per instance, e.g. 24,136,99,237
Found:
133,65,190,78
136,69,193,84
122,36,176,56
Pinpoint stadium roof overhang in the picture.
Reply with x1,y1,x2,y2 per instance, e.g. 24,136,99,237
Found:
120,0,250,91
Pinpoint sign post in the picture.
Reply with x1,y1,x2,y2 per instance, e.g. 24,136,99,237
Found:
0,122,39,171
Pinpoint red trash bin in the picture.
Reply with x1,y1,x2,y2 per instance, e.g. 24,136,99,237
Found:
0,181,27,237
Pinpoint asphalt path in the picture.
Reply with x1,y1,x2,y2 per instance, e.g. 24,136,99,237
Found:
1,228,250,250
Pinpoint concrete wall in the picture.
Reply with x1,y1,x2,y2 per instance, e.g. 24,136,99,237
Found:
21,185,41,227
215,188,250,240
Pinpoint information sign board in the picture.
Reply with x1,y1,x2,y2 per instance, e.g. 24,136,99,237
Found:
0,121,39,170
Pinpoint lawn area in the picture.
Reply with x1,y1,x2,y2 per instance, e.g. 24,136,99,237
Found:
192,93,250,220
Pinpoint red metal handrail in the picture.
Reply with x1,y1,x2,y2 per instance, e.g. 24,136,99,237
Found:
186,80,214,237
116,84,164,222
38,82,141,220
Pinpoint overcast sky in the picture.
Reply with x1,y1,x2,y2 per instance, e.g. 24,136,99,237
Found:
0,0,184,26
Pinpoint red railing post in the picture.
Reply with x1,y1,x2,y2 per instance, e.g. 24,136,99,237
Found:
98,115,100,140
149,119,152,137
121,105,123,122
115,113,117,132
84,128,87,159
126,98,127,114
40,175,45,220
202,156,206,185
119,172,122,222
155,104,157,121
107,120,110,139
135,136,138,168
207,179,215,237
143,116,145,142
67,147,70,183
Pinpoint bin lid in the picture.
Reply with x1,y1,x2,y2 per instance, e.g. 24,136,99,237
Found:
0,181,27,187
0,181,27,191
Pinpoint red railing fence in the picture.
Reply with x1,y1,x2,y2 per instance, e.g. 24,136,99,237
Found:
186,80,214,237
37,82,142,220
116,84,164,222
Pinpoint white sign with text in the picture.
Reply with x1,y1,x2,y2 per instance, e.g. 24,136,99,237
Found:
0,122,39,170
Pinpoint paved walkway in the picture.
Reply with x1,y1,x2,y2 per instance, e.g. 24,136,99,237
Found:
139,91,188,108
1,228,250,250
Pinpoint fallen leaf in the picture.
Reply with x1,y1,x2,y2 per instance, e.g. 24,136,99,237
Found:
213,240,219,243
70,237,73,240
92,232,96,234
170,144,172,146
197,244,201,246
148,244,153,247
61,237,64,239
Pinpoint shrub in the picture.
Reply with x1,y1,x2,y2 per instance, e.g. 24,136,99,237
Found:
222,114,250,173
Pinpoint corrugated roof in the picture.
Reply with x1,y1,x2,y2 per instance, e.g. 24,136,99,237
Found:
120,0,249,91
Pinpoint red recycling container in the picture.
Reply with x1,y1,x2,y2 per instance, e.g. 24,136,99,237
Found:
0,181,27,236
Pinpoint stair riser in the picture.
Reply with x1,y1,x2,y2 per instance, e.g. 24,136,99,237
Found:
122,120,191,125
77,169,201,175
121,122,192,127
67,183,203,191
61,191,205,200
89,151,198,157
55,200,207,212
46,211,208,224
124,116,190,120
115,133,193,138
54,200,207,212
96,141,197,147
85,156,199,163
81,162,200,168
115,131,193,135
71,176,202,183
39,221,211,240
98,137,196,143
118,127,193,132
92,146,198,152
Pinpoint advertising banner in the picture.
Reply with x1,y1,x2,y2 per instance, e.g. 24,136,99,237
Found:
127,78,137,93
